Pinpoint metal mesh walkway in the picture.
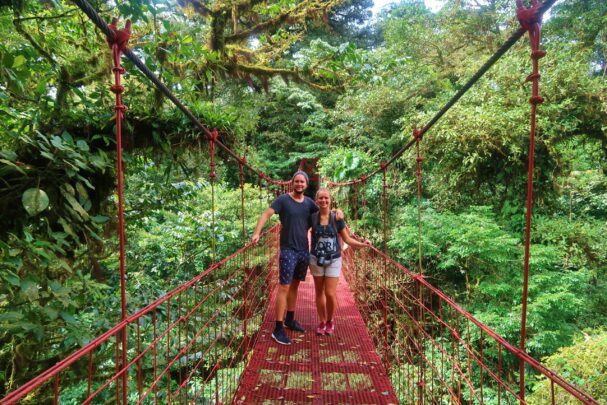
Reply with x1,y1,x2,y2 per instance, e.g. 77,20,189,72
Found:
235,275,399,404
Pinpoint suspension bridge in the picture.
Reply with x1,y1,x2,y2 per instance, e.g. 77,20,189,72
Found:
1,0,601,403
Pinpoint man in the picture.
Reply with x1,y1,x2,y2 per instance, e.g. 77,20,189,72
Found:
251,171,318,345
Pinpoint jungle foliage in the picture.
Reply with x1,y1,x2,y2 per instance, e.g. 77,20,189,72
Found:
0,0,606,401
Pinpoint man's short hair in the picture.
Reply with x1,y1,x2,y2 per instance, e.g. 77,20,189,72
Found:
292,170,309,184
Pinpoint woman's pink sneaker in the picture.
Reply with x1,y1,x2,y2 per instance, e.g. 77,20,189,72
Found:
325,320,335,335
316,322,326,336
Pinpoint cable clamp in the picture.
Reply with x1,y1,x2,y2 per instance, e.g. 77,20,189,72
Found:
107,18,131,52
110,84,124,94
531,49,547,60
529,95,545,105
516,0,543,32
210,128,219,143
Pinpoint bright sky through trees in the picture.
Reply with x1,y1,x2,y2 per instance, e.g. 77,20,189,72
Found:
372,0,445,15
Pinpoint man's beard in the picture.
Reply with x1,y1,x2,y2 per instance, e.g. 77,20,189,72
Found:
293,188,304,196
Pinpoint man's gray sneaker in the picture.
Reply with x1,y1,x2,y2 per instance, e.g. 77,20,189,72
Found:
284,319,305,333
271,328,292,345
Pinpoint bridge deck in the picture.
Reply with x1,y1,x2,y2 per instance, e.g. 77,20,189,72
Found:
235,274,399,404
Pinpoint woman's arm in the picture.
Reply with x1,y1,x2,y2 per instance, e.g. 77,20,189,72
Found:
339,226,370,248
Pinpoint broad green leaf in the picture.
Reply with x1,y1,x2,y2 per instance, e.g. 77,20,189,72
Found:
51,136,65,150
76,139,89,151
75,182,89,200
20,279,39,301
63,191,89,220
61,131,73,143
0,150,17,161
60,311,77,324
58,217,78,240
42,307,59,321
0,159,26,174
92,215,110,224
12,55,25,68
1,269,20,286
0,312,23,322
22,188,50,216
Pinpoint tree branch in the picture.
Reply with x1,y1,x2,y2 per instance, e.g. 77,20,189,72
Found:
225,0,338,43
13,8,78,22
12,18,58,68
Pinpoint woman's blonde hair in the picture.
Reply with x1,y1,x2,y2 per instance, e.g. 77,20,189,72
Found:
315,187,332,199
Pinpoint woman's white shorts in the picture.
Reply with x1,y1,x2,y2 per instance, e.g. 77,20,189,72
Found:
309,256,342,278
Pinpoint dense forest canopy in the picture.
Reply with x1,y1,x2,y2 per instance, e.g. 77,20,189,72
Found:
0,0,606,401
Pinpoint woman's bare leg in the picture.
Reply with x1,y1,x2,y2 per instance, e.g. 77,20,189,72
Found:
325,277,339,322
313,276,326,322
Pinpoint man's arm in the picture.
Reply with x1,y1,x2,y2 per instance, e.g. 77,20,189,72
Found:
334,208,344,221
251,207,276,244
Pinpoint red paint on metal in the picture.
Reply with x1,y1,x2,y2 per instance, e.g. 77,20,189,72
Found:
2,228,280,404
516,0,546,402
107,19,130,402
234,275,399,404
339,243,598,404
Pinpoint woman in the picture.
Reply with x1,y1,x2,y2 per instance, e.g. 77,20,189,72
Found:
309,188,370,335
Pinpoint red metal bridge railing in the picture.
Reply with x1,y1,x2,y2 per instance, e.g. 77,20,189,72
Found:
341,244,599,404
2,226,279,405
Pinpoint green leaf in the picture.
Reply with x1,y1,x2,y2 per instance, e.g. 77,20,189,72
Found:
19,279,39,301
61,131,74,144
51,136,65,150
76,139,89,151
75,182,89,200
63,192,89,220
42,306,59,321
0,159,26,174
0,150,17,161
60,311,77,324
91,215,110,224
12,55,25,68
0,312,23,322
2,270,21,286
57,217,78,240
40,151,56,161
22,188,50,216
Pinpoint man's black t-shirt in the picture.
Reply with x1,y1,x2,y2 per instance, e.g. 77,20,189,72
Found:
270,193,318,251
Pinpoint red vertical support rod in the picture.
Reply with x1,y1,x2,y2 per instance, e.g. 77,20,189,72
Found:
516,1,546,402
209,129,218,263
239,158,248,344
239,158,247,243
381,162,389,368
414,128,423,274
209,130,219,403
107,18,131,405
258,172,264,209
